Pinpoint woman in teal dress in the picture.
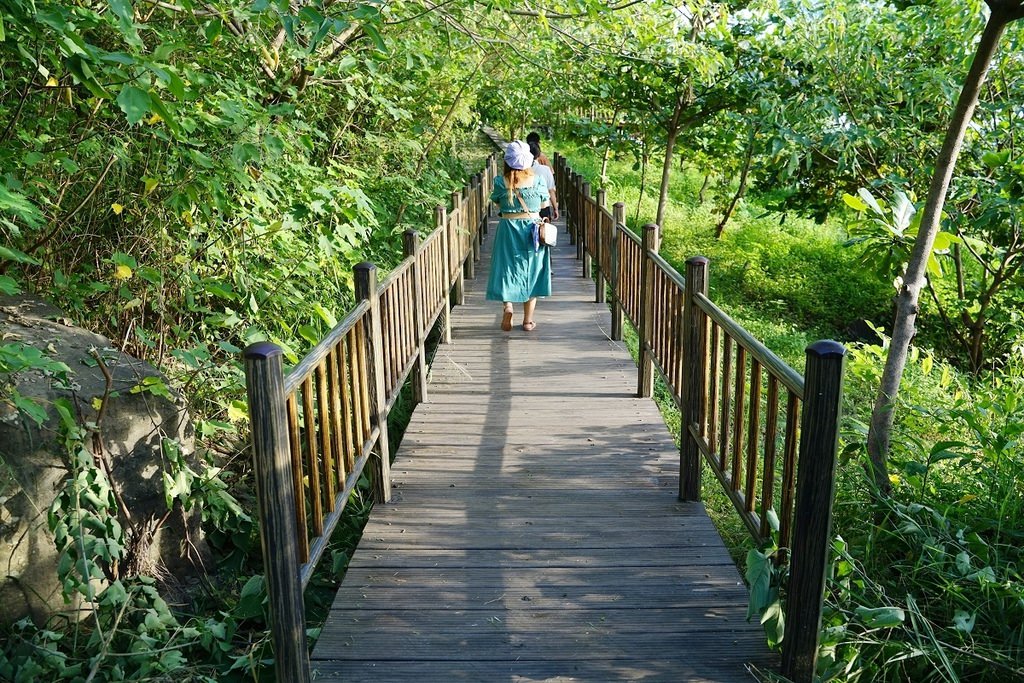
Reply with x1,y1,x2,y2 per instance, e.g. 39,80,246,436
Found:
486,140,552,332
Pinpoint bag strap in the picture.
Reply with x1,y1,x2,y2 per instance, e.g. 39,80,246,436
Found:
513,188,530,213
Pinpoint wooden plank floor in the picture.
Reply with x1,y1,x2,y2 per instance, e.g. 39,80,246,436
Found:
311,216,776,681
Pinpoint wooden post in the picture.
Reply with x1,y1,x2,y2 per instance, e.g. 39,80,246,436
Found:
610,202,625,342
637,223,661,398
450,190,465,306
581,181,592,273
595,189,607,303
781,340,846,683
436,205,452,344
243,343,311,683
568,172,578,245
462,187,476,280
554,154,563,212
471,173,482,260
354,263,392,503
680,256,709,501
403,229,428,404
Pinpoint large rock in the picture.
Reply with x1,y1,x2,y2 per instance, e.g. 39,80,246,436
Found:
0,295,208,624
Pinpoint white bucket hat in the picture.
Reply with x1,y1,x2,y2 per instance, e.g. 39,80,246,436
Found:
504,140,533,170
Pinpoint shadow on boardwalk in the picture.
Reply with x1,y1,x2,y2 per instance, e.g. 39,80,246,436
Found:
310,215,776,682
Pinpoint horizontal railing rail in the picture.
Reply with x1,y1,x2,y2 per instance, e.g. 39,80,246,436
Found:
555,152,845,683
243,153,499,682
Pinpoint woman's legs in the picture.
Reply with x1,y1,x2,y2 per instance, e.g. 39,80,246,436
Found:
501,302,513,331
522,297,537,331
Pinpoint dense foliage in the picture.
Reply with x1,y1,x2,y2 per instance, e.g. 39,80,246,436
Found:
3,0,1024,680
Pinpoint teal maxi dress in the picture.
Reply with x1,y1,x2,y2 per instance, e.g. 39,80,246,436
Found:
486,175,552,303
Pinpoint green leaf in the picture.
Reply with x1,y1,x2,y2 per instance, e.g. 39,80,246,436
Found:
955,551,971,576
842,193,867,211
313,303,337,328
0,245,41,265
66,54,112,98
0,275,21,295
298,324,320,345
12,392,48,426
235,574,266,619
890,191,915,232
363,22,386,52
931,231,960,251
0,184,44,228
111,252,138,269
148,94,181,136
854,605,905,628
745,549,773,619
981,150,1009,168
116,86,151,125
857,188,884,216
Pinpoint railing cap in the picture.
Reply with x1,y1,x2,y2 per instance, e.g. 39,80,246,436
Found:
243,341,283,361
806,339,846,359
686,255,709,266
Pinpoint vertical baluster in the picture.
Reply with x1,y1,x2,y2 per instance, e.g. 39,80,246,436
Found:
760,376,780,540
330,343,348,485
348,326,365,457
730,346,747,494
718,336,733,474
338,339,355,475
286,394,309,562
708,322,721,460
779,392,800,562
316,360,335,509
744,359,762,516
301,376,323,534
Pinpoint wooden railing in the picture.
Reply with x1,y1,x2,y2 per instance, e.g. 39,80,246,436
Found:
242,154,498,682
554,152,845,683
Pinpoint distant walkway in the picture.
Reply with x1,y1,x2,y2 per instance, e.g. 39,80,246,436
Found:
309,213,775,681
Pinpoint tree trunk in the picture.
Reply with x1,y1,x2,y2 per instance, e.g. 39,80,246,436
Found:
655,93,686,229
698,173,711,205
714,127,756,238
600,146,612,188
866,5,1021,497
636,136,649,224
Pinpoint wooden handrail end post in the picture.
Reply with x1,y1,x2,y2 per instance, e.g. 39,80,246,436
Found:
243,342,311,683
637,223,660,398
680,256,709,501
610,202,625,342
781,339,846,683
581,181,591,271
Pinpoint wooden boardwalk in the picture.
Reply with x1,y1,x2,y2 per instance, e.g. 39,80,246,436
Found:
310,215,776,681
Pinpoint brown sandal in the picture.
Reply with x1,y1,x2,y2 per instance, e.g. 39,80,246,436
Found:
522,321,537,332
501,305,513,331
